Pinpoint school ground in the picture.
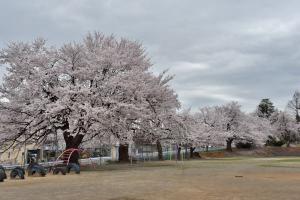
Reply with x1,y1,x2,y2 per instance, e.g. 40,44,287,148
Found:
1,157,300,200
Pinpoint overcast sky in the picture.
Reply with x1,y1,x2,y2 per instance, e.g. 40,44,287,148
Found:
1,0,300,112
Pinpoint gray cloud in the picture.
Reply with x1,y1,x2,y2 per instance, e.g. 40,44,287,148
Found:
1,0,300,112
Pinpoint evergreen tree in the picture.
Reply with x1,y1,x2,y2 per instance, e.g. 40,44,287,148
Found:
257,99,275,118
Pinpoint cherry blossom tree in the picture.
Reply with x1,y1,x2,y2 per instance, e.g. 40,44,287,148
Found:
0,32,180,163
118,70,180,161
169,109,200,159
196,106,227,148
179,110,210,158
270,111,299,147
195,102,270,151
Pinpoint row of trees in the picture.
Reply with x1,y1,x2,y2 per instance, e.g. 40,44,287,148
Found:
0,32,299,163
184,95,300,153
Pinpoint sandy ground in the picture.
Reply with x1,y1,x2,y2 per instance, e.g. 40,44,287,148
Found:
1,157,300,200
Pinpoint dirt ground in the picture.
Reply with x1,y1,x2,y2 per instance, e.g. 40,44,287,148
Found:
1,157,300,200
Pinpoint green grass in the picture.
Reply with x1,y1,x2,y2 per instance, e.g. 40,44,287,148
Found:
256,157,300,168
80,156,300,172
259,164,300,168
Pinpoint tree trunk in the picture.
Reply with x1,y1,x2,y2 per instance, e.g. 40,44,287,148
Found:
286,140,290,147
177,146,181,161
63,132,84,165
118,144,129,162
226,138,234,152
156,140,164,161
190,147,195,159
205,145,209,152
296,110,300,123
185,145,188,159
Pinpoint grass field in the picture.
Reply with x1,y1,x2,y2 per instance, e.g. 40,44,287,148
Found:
1,157,300,200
